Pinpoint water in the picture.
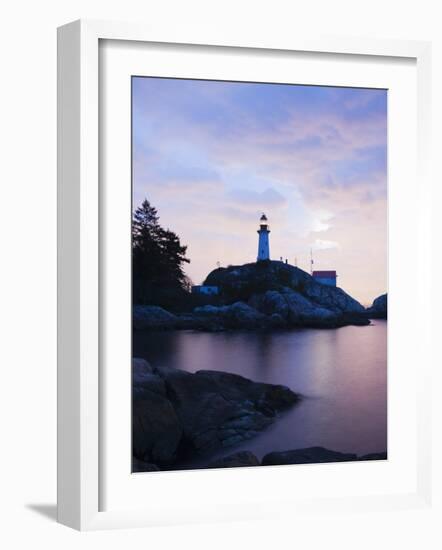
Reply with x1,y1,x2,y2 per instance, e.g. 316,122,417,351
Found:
133,321,387,463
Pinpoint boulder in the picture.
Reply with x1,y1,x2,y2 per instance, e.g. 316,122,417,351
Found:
303,283,365,314
133,389,183,465
154,365,299,455
208,451,260,468
133,357,154,377
132,358,166,398
281,288,338,325
262,446,357,466
249,288,356,328
175,313,206,330
193,301,268,329
228,302,267,327
132,362,182,465
249,290,290,320
133,305,178,330
132,357,300,464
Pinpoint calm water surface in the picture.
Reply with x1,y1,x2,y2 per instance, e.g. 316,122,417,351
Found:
133,322,387,463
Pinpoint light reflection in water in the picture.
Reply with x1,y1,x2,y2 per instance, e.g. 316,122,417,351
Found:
133,321,387,462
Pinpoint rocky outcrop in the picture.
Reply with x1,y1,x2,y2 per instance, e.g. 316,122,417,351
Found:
133,305,178,330
208,451,260,468
205,261,365,315
133,261,370,331
132,358,300,467
158,368,298,454
132,359,183,465
133,357,166,396
248,289,290,318
261,446,358,465
188,282,369,330
249,288,339,327
303,282,364,315
366,294,387,319
192,301,281,330
204,261,371,328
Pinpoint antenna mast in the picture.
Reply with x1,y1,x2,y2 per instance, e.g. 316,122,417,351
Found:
310,248,314,275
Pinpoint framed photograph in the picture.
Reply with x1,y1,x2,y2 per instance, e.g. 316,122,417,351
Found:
57,20,433,530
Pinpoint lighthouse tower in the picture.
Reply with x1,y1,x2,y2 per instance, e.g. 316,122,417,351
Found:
257,213,270,261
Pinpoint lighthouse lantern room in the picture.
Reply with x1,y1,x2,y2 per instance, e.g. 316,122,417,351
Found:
257,213,270,261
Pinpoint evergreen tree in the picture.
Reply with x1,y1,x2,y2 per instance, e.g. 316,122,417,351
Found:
132,200,190,295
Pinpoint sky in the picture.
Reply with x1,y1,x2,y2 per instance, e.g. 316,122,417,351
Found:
132,77,387,305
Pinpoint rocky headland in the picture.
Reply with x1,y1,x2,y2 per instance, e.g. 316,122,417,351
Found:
134,260,380,331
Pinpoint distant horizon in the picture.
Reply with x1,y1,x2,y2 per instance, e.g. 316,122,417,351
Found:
133,77,387,305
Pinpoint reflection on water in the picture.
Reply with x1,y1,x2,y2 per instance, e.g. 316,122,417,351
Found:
133,321,387,462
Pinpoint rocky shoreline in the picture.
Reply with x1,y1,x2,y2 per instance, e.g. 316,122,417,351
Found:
133,300,370,332
133,261,387,331
132,357,386,473
134,447,387,472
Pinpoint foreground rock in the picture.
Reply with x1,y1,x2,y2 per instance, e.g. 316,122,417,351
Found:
261,446,358,465
208,451,260,469
132,458,161,472
133,305,178,330
132,358,300,466
132,360,183,465
206,447,387,469
157,368,299,454
366,293,387,319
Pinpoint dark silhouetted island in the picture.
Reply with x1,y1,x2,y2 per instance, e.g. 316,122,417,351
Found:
133,260,381,331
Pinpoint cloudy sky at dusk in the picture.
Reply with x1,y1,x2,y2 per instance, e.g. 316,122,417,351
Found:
132,77,387,305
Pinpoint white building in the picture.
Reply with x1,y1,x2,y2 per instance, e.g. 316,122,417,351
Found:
257,213,270,261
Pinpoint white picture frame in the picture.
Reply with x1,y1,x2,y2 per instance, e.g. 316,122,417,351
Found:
57,19,433,531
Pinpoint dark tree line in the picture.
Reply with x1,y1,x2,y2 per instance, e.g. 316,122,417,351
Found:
133,200,191,306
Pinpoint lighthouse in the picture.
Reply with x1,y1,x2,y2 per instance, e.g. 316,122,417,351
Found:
257,213,270,261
